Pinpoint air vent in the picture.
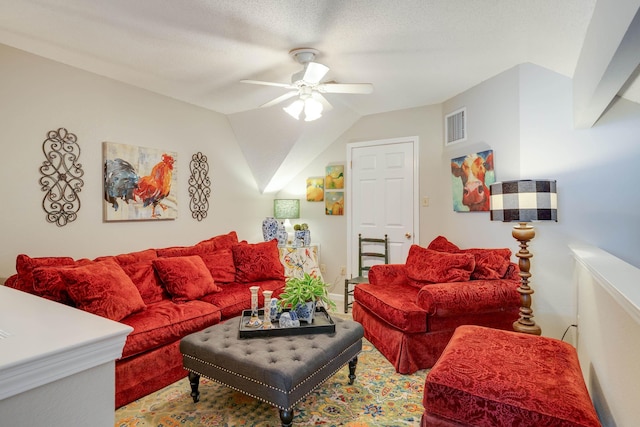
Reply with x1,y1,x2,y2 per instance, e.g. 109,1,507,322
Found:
445,107,466,145
0,329,11,339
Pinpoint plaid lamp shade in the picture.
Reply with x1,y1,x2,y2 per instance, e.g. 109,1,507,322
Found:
490,180,557,222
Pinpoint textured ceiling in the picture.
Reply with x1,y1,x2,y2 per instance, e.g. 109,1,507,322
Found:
3,0,628,193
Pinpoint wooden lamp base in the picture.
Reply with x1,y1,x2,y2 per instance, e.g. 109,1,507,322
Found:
512,222,542,336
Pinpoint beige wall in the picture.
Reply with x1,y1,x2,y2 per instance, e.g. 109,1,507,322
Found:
0,44,273,276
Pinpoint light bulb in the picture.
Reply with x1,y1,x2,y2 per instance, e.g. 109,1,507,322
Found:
303,97,323,121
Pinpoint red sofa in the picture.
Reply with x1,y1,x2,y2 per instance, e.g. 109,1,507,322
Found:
3,231,286,408
352,236,521,374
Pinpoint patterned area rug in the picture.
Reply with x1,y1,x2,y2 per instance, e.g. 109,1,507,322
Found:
114,339,428,427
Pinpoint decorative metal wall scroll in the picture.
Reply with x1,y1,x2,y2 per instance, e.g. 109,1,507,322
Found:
39,128,84,227
188,152,211,221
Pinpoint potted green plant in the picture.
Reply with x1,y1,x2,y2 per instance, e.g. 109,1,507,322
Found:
278,273,336,323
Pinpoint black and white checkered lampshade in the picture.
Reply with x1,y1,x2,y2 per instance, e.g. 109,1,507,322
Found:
490,180,557,222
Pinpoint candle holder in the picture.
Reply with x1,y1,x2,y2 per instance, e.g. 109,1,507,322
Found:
246,286,263,328
262,290,274,329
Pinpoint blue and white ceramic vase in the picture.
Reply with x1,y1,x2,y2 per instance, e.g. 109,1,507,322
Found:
294,230,311,246
262,217,279,241
269,297,280,322
276,222,288,247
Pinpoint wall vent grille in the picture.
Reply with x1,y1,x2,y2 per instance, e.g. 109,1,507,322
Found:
445,107,466,145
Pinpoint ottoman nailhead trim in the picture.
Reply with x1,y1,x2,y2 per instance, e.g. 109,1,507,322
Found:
184,341,361,411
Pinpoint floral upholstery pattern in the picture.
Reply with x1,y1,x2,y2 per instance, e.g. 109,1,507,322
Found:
278,245,323,279
406,245,475,287
199,248,236,283
197,230,239,251
62,259,146,321
423,325,602,427
427,235,461,253
153,255,221,303
6,231,285,409
31,258,94,304
232,240,285,283
463,248,512,280
353,236,522,375
416,279,520,317
13,254,75,293
121,259,167,304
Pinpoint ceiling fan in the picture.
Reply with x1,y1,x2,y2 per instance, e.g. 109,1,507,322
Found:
241,48,374,121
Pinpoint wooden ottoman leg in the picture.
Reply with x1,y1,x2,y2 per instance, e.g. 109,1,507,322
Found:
188,371,200,403
279,408,293,427
348,356,358,385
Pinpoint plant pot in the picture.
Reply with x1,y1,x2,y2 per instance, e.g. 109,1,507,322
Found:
294,301,316,323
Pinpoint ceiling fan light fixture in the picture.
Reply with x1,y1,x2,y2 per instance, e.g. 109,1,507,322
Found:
283,99,304,120
303,97,323,121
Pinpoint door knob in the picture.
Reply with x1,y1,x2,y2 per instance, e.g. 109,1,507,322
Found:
405,233,412,239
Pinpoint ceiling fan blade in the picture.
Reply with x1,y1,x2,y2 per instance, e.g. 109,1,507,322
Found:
241,79,294,89
260,91,299,108
320,83,374,94
312,92,333,112
302,62,329,84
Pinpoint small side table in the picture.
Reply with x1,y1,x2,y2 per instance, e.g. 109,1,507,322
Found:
278,244,322,280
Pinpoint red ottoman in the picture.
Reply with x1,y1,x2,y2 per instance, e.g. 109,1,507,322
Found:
422,325,601,427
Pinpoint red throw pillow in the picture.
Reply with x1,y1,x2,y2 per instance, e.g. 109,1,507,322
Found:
113,248,157,265
197,231,239,252
121,259,166,304
32,258,94,304
463,248,512,280
232,240,284,283
199,249,236,283
405,245,475,287
15,254,76,294
156,244,206,258
61,259,146,321
153,255,221,302
427,236,460,253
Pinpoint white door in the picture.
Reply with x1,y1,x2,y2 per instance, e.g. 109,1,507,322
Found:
346,137,418,277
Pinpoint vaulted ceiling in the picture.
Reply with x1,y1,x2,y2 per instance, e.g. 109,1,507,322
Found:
1,0,637,192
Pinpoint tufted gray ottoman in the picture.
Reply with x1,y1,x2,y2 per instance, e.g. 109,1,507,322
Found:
180,315,364,427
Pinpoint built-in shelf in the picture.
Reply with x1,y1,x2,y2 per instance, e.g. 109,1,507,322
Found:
570,243,640,326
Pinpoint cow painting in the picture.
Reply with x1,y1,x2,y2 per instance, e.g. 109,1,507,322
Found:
450,150,495,212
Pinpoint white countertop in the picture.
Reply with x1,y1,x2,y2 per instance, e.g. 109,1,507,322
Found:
0,286,132,400
570,243,640,326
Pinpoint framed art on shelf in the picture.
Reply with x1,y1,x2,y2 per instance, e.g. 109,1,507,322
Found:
103,141,178,221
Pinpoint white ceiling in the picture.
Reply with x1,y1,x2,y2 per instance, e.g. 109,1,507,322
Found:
1,0,635,193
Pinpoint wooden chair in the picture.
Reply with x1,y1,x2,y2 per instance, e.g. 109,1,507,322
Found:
344,234,389,313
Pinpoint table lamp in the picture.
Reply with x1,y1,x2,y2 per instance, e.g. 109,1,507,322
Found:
274,199,300,243
489,180,557,335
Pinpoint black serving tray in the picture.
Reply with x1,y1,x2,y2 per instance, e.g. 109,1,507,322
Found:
238,307,336,338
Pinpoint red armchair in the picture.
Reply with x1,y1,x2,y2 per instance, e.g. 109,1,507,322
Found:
352,236,521,374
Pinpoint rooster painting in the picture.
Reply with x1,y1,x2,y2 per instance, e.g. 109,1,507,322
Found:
103,142,177,220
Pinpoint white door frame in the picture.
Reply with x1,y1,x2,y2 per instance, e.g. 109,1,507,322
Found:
346,136,420,275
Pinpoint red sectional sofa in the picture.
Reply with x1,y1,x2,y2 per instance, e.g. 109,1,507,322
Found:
3,231,286,408
352,236,522,374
